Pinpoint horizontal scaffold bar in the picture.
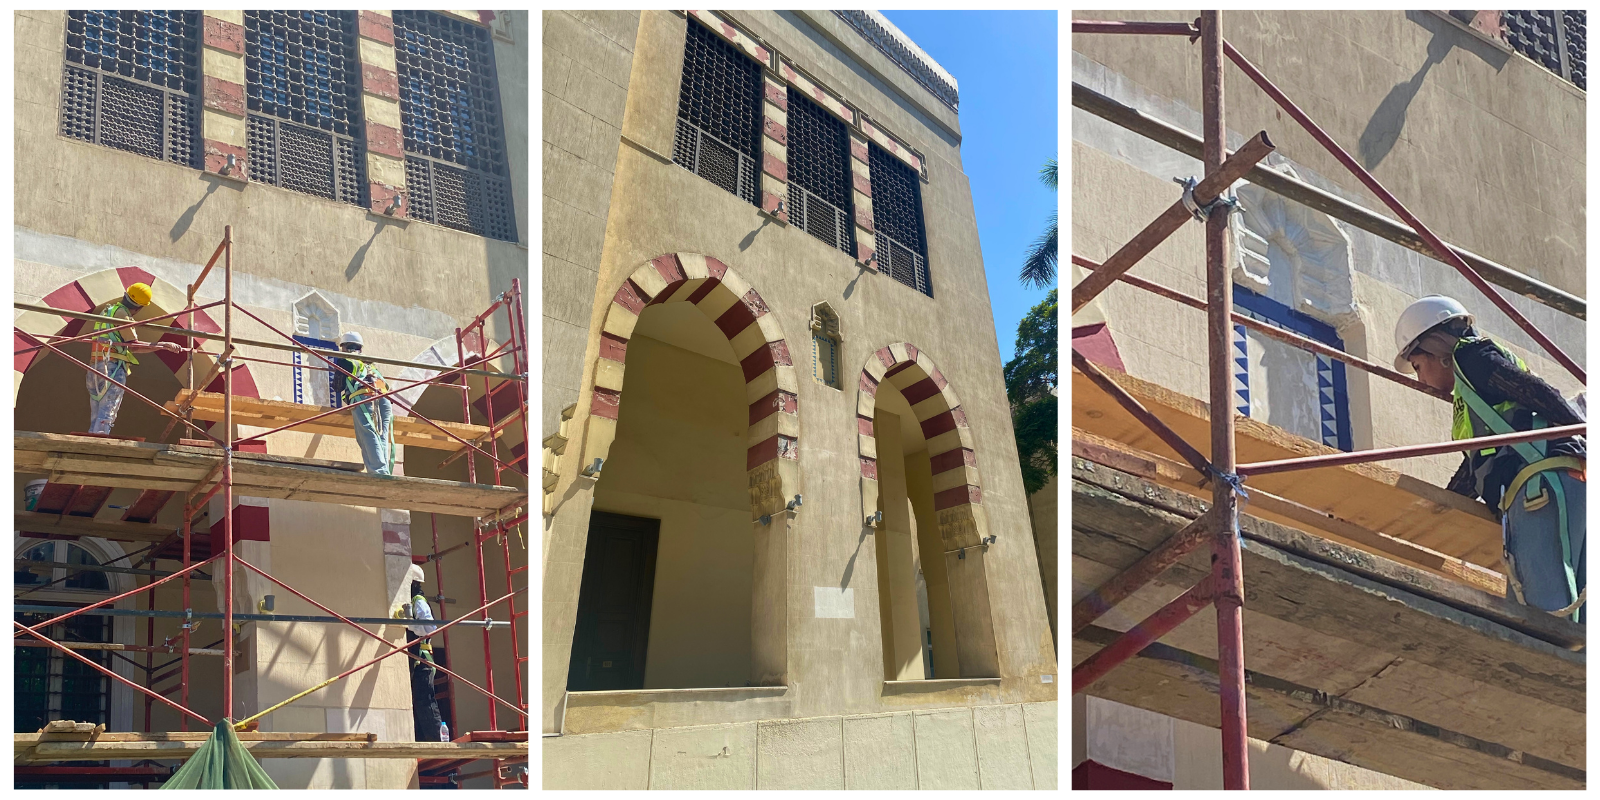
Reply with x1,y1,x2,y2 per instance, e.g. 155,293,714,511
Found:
13,604,516,629
14,302,524,381
18,739,530,763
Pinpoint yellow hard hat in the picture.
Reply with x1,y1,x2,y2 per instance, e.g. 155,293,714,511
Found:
126,282,153,307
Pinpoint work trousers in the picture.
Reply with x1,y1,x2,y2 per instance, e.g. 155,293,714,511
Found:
1504,468,1586,623
351,396,394,475
86,357,129,435
410,648,445,742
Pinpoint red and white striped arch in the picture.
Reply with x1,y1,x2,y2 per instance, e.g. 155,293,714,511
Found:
857,343,989,550
581,253,800,521
14,267,259,405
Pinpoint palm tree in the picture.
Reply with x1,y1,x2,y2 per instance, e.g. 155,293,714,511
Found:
1020,158,1057,289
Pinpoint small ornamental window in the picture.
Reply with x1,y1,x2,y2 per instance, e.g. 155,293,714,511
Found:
786,87,853,255
811,303,842,389
244,11,366,206
673,16,762,206
61,11,201,168
869,142,932,297
395,11,518,242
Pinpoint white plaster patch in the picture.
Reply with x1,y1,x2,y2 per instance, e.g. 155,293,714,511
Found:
814,586,854,618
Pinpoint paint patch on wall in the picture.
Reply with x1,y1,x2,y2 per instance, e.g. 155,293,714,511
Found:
814,586,854,618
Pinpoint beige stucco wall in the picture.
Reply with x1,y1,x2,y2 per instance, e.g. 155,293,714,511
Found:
542,9,1056,770
1073,9,1585,295
1027,475,1057,653
546,701,1057,789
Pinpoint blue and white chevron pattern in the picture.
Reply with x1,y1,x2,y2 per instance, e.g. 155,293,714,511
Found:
1316,353,1339,449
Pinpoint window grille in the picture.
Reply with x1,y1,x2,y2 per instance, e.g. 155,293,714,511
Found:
868,142,932,297
244,11,365,206
394,11,518,241
786,87,853,255
61,10,200,167
673,17,761,205
1503,11,1586,90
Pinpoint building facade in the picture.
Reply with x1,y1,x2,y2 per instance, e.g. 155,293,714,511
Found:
1072,10,1584,788
543,10,1056,789
15,10,528,789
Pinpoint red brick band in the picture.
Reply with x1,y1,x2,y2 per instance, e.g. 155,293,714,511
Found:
203,16,245,54
929,447,977,474
590,387,622,421
933,484,982,511
750,390,798,425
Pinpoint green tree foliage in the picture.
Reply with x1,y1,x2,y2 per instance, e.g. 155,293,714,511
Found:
1020,158,1058,289
1004,289,1057,494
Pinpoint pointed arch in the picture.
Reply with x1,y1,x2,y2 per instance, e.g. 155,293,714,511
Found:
856,342,988,550
580,253,800,521
14,266,260,405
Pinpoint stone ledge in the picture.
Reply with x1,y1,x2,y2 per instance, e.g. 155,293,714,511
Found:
882,677,1001,696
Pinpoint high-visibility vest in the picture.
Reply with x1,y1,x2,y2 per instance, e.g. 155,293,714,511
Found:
89,301,139,366
1450,337,1526,457
344,358,389,401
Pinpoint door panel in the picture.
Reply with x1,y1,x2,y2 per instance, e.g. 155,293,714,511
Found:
567,512,659,691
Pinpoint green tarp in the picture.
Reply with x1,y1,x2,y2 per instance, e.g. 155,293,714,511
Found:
160,721,279,790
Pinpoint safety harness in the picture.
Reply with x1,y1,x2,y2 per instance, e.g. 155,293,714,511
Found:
90,300,140,366
343,358,389,402
1451,337,1584,620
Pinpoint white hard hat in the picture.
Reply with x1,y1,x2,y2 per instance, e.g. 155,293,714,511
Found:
405,563,426,586
340,331,364,350
1393,295,1473,373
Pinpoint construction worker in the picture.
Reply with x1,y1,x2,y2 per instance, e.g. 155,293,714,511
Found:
86,282,181,434
1394,295,1586,622
398,564,448,742
334,331,394,475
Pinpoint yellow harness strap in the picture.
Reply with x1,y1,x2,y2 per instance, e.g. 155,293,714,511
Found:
1499,456,1586,515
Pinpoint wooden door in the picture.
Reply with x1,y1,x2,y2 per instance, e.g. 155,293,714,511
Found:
567,512,659,691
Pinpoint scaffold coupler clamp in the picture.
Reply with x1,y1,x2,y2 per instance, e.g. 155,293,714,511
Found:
1207,465,1250,507
1174,176,1240,223
183,607,193,631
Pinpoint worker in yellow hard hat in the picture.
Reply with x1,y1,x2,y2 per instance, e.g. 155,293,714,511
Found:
1395,295,1586,623
86,282,181,434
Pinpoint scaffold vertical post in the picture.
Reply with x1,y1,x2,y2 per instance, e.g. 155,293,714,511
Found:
1201,11,1250,790
222,224,235,723
181,498,193,732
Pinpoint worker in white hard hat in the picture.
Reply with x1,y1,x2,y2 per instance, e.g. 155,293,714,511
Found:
1394,295,1586,622
86,281,182,434
333,331,394,475
396,563,447,741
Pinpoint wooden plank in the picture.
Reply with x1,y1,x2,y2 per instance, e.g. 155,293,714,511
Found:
24,740,530,762
1072,463,1585,708
171,390,490,450
1072,366,1505,568
16,731,376,745
15,511,178,544
1071,429,1508,596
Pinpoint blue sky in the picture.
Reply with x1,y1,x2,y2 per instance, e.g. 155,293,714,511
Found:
882,11,1057,363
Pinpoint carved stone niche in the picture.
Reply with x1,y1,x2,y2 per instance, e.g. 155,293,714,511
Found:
1231,165,1359,330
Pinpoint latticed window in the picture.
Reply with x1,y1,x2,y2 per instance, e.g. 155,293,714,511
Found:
673,17,761,206
1502,11,1586,90
869,143,932,297
60,10,201,167
395,11,518,242
244,11,366,206
811,303,843,389
787,88,853,255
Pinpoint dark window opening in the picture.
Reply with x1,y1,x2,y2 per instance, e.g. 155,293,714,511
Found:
395,10,518,242
786,87,854,255
244,11,366,206
673,17,762,206
868,142,932,297
61,10,201,168
567,513,659,692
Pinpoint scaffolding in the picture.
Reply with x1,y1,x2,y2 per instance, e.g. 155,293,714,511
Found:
1070,13,1585,789
12,226,531,789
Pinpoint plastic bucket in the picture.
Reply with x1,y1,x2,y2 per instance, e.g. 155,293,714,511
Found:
24,479,48,512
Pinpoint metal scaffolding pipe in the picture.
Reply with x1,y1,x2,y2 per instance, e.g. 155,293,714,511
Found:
1070,348,1214,475
1222,41,1585,383
1071,130,1276,313
1072,574,1217,693
1238,423,1586,476
1070,81,1586,321
1202,12,1250,789
1072,254,1450,402
1071,19,1199,36
12,604,517,629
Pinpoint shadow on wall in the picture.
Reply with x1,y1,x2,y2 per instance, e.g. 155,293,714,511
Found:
1359,12,1513,170
169,176,238,243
